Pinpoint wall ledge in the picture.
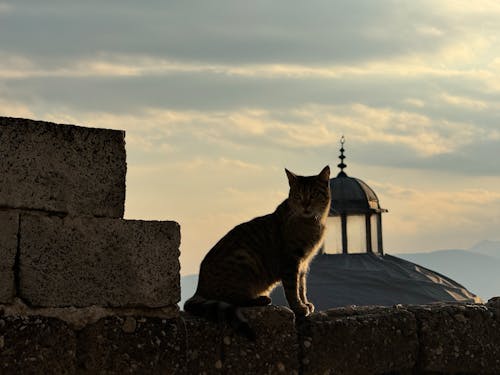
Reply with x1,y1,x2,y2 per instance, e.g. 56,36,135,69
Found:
1,301,499,374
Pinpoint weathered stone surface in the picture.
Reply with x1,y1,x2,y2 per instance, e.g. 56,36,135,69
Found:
410,303,500,374
77,316,186,374
0,210,18,304
300,306,418,375
19,214,180,308
0,315,76,374
0,303,500,374
0,117,126,218
183,306,299,374
1,297,179,331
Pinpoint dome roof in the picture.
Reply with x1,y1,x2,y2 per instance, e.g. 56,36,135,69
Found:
270,253,482,310
329,136,387,215
329,173,387,215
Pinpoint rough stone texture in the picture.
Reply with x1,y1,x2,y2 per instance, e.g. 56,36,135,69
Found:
77,316,186,374
2,297,179,331
0,315,76,374
183,306,300,374
0,210,18,304
19,213,180,308
0,117,126,218
300,306,418,375
0,301,499,374
410,303,500,374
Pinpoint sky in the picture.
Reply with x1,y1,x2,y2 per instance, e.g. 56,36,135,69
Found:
1,1,499,275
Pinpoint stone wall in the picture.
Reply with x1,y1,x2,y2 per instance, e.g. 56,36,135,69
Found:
1,300,500,374
1,117,499,374
0,117,180,311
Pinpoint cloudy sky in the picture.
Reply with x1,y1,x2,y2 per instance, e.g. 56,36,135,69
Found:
1,1,499,274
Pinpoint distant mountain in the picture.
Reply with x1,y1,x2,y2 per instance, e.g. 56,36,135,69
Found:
180,274,198,309
396,249,500,302
468,240,500,259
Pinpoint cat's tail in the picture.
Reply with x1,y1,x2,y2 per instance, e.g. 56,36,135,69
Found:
184,295,256,341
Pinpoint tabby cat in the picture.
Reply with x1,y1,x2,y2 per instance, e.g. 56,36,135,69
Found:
184,166,331,339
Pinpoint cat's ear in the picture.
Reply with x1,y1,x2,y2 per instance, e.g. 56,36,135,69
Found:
285,168,297,186
318,165,330,182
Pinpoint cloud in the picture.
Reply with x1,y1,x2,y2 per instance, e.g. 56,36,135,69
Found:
2,0,500,68
372,181,500,251
3,100,497,177
1,50,498,84
2,0,500,273
0,3,11,13
177,157,263,172
0,98,35,118
403,98,425,108
439,92,489,110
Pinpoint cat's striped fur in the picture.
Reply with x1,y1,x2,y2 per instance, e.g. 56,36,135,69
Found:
184,166,331,338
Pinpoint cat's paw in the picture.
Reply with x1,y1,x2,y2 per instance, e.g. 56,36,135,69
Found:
305,302,315,314
292,303,311,317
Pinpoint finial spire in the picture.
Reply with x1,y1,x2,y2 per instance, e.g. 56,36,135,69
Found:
337,135,347,177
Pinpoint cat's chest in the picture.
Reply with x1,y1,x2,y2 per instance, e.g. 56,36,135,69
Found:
288,216,323,232
284,218,325,246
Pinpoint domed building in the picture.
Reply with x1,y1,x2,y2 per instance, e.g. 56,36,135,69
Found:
271,137,481,309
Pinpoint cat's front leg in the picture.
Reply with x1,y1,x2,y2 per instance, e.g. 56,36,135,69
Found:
299,271,314,314
282,267,310,317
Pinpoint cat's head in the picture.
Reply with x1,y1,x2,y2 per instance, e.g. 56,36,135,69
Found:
285,166,331,219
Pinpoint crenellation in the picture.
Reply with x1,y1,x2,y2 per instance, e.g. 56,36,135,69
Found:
0,116,126,218
0,117,181,312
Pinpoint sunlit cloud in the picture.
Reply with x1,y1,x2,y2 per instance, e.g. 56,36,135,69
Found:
439,93,489,110
179,157,262,172
0,52,497,84
403,98,425,108
415,25,444,37
371,180,500,251
11,102,491,162
0,98,34,118
437,0,500,13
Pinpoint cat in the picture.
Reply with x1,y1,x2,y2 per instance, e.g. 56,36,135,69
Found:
184,166,331,339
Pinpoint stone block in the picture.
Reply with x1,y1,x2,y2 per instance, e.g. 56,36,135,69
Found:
0,117,126,218
300,306,418,375
77,316,186,374
19,214,180,308
410,303,500,373
0,315,76,374
0,210,18,304
183,306,299,374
